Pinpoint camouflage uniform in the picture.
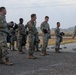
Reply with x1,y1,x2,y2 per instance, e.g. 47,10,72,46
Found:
34,22,40,51
17,23,26,52
0,15,9,59
9,26,16,51
35,33,40,51
40,21,51,54
13,24,19,50
27,20,37,55
72,26,76,38
55,27,61,51
15,26,18,50
22,25,28,47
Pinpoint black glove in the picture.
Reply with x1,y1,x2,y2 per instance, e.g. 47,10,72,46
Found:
60,32,65,36
43,29,48,33
13,23,18,30
26,31,29,35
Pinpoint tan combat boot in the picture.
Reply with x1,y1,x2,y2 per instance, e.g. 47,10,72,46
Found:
44,51,49,55
55,48,61,53
40,51,46,56
19,49,25,54
28,54,37,59
5,58,13,66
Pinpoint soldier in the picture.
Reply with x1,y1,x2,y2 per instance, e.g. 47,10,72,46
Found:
55,22,62,53
13,23,19,50
72,26,76,39
72,26,76,50
21,25,28,50
17,18,26,54
26,14,37,59
0,7,13,65
8,21,17,51
40,16,51,56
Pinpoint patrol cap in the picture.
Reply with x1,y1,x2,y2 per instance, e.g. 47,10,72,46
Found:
45,16,49,19
31,14,36,18
0,7,6,11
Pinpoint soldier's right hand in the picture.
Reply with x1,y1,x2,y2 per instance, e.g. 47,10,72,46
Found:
72,36,75,39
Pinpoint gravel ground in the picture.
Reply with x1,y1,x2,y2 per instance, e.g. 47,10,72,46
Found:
0,43,76,75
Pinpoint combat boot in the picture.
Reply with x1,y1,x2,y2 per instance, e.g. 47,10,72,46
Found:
55,48,61,53
11,45,17,51
19,51,25,54
11,45,14,51
22,46,26,51
40,51,46,56
44,51,49,55
19,49,25,54
28,55,37,59
5,57,13,66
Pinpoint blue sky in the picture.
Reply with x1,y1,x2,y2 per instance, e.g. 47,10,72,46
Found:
0,0,76,28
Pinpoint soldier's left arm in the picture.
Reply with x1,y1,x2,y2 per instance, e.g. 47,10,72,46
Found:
72,26,76,39
0,17,4,28
25,24,28,28
40,22,47,33
48,24,51,34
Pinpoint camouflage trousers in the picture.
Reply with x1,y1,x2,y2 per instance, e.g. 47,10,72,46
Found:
0,32,9,58
28,34,35,55
35,42,39,51
17,35,23,52
10,35,16,50
42,33,49,52
55,37,61,50
17,35,26,52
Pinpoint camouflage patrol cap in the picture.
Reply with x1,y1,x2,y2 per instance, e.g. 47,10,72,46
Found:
45,16,49,19
0,7,6,12
19,18,23,20
31,14,36,18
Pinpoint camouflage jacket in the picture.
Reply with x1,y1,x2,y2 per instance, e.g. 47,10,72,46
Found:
72,26,76,38
0,15,9,34
55,27,61,37
27,20,37,35
40,21,50,33
18,23,26,36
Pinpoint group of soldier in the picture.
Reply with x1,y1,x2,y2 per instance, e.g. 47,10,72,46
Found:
0,6,75,66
